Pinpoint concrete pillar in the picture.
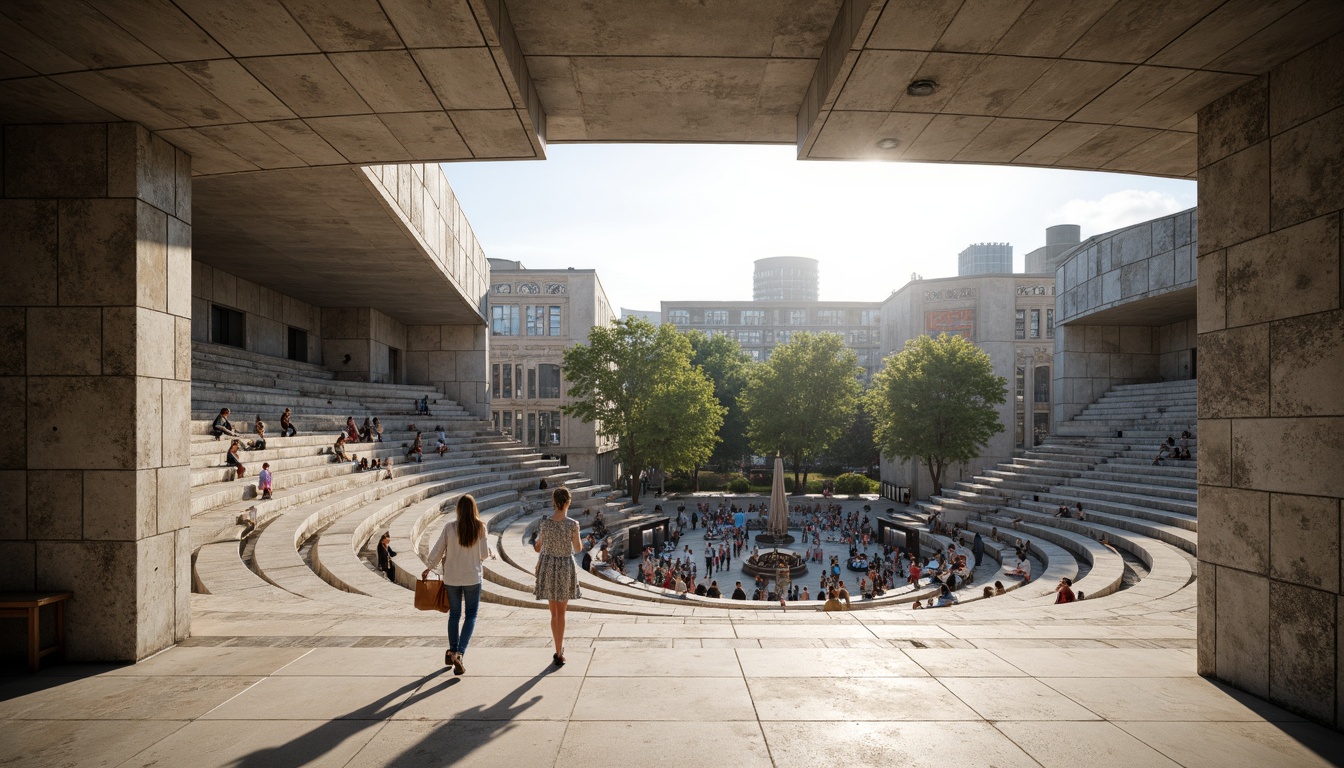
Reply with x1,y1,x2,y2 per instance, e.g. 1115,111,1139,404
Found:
0,123,192,661
1196,32,1344,728
406,323,490,420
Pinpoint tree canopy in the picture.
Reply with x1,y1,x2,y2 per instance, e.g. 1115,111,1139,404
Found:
562,317,724,502
866,333,1007,497
740,331,861,492
687,331,753,479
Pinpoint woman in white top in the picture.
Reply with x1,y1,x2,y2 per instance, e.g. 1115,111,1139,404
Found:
423,494,492,676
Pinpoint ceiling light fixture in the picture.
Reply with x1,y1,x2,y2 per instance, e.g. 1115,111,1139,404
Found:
907,78,938,97
875,138,901,150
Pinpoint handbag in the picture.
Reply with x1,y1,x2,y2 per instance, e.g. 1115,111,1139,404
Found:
414,576,448,612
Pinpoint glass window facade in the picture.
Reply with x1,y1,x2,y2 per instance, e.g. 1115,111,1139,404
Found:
668,309,689,325
705,309,728,325
741,309,765,325
492,304,520,335
538,364,561,399
1014,309,1026,339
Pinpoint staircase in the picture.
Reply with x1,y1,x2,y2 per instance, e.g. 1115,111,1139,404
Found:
918,379,1198,557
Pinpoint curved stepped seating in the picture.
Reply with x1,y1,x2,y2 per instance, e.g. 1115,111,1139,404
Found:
247,456,567,601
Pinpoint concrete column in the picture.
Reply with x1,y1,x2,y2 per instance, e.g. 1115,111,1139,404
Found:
0,123,192,661
405,323,489,420
1196,32,1344,728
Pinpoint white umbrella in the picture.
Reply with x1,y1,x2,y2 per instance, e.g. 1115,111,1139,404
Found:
768,454,787,545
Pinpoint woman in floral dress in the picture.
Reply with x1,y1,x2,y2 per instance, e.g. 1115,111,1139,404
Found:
534,486,582,665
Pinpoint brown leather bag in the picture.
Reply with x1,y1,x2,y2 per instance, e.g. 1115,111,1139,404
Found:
414,577,448,612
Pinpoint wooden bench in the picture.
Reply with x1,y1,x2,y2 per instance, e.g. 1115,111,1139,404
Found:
0,592,71,671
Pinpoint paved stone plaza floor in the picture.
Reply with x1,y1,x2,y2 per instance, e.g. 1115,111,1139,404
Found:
4,590,1344,767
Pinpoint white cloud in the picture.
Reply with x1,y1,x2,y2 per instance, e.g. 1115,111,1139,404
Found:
1048,190,1187,239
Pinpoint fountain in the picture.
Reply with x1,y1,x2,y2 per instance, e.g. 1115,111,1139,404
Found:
744,454,807,578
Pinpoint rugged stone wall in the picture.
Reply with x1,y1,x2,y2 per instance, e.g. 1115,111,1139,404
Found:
0,123,192,660
191,260,323,363
1196,32,1344,728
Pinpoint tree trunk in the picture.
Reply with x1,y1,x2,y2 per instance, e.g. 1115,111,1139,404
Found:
927,457,943,497
691,465,700,493
628,473,640,503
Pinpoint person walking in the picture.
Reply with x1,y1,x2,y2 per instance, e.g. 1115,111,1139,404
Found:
423,495,493,676
534,487,581,666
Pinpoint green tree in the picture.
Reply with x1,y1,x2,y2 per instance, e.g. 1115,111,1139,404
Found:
740,332,861,492
867,333,1007,497
687,331,753,487
562,317,724,503
819,385,881,474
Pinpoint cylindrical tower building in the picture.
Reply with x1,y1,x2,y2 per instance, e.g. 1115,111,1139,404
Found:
753,256,819,301
958,242,1013,275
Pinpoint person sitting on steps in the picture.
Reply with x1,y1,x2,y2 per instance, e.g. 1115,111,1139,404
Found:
251,415,267,451
212,408,240,440
279,407,297,437
226,439,246,479
333,433,352,462
407,432,424,463
360,417,375,442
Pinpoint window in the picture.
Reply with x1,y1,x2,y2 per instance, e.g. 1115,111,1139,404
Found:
538,364,561,399
1046,308,1055,339
860,309,879,326
527,412,537,445
848,330,869,345
787,309,807,325
1034,367,1051,403
741,310,765,326
527,367,536,399
1014,309,1026,340
705,309,728,325
777,330,792,344
749,349,762,362
738,329,762,344
501,410,512,436
491,364,501,398
539,411,561,445
816,309,843,325
514,410,524,442
491,411,501,432
491,305,520,335
501,363,513,398
548,306,561,336
1030,309,1041,338
668,309,689,326
210,305,245,348
286,326,307,362
526,306,541,336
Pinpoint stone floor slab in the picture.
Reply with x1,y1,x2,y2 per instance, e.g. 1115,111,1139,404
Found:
905,648,1030,677
572,676,757,721
993,647,1196,678
747,676,980,721
586,647,742,677
348,720,568,767
942,676,1103,721
199,674,429,721
735,647,928,677
116,719,377,768
558,720,773,767
390,673,583,721
996,721,1183,767
761,721,1041,768
102,646,310,677
0,675,260,721
0,719,185,768
1042,677,1305,722
1115,721,1344,767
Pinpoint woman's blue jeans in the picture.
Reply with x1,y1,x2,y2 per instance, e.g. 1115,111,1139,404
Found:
445,583,481,655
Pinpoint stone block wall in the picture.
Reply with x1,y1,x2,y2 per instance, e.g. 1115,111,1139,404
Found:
362,163,489,319
1056,208,1197,324
191,260,322,362
1196,32,1344,728
0,123,192,661
406,323,489,420
322,307,410,385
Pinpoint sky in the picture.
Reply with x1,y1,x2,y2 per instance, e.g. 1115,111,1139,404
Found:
440,144,1196,312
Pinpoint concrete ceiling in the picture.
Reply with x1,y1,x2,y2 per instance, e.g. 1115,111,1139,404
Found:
1068,285,1197,326
192,166,485,325
1,0,1340,178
